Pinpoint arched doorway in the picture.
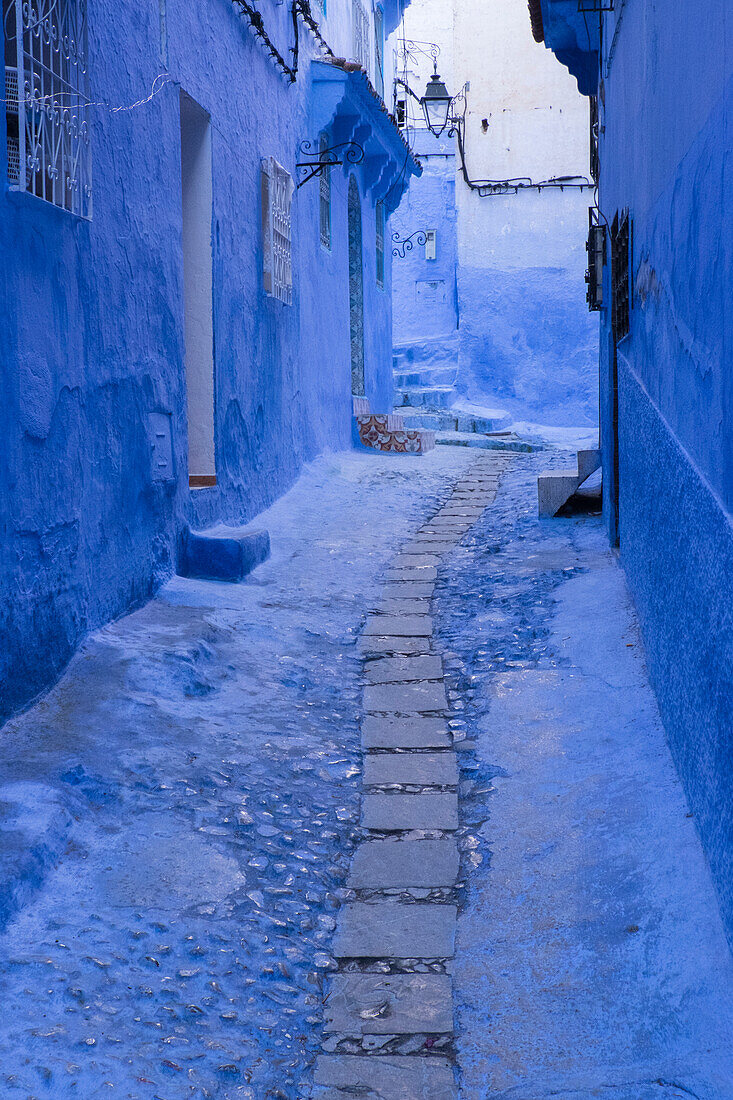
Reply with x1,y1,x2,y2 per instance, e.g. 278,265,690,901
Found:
347,176,365,396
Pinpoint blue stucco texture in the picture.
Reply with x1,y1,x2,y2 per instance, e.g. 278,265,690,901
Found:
457,262,597,425
618,358,733,941
1,0,411,721
592,3,733,940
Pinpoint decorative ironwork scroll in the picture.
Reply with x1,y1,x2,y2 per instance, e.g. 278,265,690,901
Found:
295,140,364,188
391,229,427,258
5,0,91,217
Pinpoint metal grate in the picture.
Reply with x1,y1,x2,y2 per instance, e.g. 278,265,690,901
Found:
375,200,384,286
319,132,331,249
3,0,92,217
261,156,294,305
351,0,370,73
589,95,600,183
585,207,605,311
611,210,631,342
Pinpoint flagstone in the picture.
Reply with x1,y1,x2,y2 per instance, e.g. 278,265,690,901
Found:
348,837,460,888
363,655,443,683
333,902,457,958
357,636,433,657
363,615,432,637
361,715,451,749
324,972,453,1034
314,1055,456,1099
362,792,458,830
363,751,458,787
363,681,448,714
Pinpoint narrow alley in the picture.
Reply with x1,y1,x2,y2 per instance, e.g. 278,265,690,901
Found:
1,446,730,1098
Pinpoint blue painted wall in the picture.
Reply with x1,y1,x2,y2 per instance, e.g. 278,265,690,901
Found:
0,0,414,721
455,187,598,425
539,0,733,942
392,131,459,377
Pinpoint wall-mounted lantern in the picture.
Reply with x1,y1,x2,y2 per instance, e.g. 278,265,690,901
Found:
420,63,453,137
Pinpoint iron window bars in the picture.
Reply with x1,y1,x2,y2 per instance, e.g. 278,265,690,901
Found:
3,0,91,217
586,207,605,311
261,156,294,304
319,131,331,249
611,210,631,342
351,0,370,75
375,200,384,286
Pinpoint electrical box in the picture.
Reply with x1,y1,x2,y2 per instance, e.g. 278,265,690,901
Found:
425,229,437,261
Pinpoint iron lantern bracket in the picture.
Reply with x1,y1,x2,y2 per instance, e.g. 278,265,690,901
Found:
295,140,365,188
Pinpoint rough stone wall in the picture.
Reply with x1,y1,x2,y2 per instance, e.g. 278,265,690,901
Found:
0,0,401,720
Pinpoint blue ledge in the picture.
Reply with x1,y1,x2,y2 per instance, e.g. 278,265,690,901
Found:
180,526,271,583
535,0,599,95
309,60,422,214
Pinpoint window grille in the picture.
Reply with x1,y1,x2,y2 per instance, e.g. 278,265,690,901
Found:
585,206,605,312
319,132,331,250
375,200,384,287
611,210,631,342
3,0,91,217
589,95,600,184
351,0,370,73
261,156,294,305
373,6,384,99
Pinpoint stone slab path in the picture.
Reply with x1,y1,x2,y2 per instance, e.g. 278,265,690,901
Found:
314,452,514,1099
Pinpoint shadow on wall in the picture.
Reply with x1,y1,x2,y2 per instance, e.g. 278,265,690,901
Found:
457,265,599,426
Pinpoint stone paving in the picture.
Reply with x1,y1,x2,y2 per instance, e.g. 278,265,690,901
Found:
314,452,515,1099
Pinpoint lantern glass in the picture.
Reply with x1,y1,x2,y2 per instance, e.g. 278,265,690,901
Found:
421,69,452,137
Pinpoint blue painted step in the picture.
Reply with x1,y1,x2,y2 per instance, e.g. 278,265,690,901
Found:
180,525,270,582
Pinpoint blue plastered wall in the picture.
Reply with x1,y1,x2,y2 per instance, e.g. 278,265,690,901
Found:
0,0,407,721
596,2,733,938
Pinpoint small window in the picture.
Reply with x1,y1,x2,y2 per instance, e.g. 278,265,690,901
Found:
319,132,331,250
261,156,294,305
425,230,437,261
376,201,385,287
4,0,91,217
351,0,370,71
374,7,384,99
611,210,631,343
395,99,406,129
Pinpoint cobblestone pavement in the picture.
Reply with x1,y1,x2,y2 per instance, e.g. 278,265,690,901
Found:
2,445,732,1100
0,447,491,1099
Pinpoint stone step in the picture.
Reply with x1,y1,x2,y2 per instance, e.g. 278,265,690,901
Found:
394,386,456,410
436,431,535,453
393,366,458,389
537,469,582,516
399,408,512,434
179,525,270,582
537,448,601,516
